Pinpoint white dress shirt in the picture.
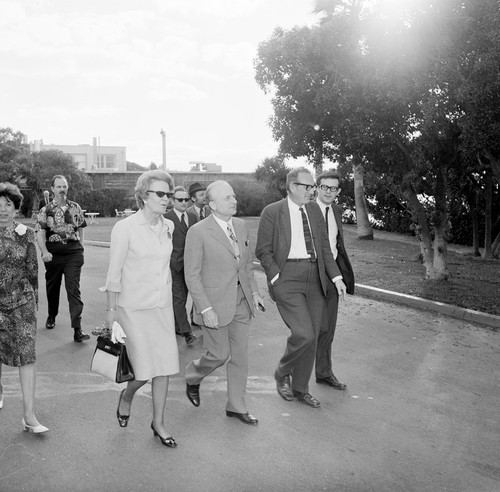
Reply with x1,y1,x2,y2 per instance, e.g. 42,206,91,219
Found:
287,197,316,259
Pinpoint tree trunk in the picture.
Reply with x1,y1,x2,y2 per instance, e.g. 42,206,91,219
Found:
483,168,493,259
491,230,500,258
402,181,435,278
352,162,373,240
314,136,323,173
430,165,449,280
471,192,481,256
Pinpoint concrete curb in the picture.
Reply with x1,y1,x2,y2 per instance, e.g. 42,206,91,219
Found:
355,284,500,330
85,241,499,330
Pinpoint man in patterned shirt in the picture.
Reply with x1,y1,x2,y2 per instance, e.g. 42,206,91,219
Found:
36,175,90,342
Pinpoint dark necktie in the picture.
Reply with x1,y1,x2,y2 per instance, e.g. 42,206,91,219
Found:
199,208,204,220
181,213,187,229
325,207,329,235
299,207,315,259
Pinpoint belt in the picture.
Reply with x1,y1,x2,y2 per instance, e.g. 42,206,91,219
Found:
286,258,317,263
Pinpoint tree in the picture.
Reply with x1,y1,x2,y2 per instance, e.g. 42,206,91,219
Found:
254,156,290,199
0,127,30,183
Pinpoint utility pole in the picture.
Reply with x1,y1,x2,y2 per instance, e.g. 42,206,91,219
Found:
160,129,166,170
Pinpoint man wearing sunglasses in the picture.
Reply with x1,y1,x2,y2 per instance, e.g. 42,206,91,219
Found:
165,186,197,345
256,167,347,409
315,172,355,391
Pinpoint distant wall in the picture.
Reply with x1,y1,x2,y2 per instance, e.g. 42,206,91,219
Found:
88,171,256,195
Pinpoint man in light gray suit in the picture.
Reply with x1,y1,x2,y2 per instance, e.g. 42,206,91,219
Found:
184,180,264,425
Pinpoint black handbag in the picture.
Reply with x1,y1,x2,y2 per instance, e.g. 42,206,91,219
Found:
91,336,135,383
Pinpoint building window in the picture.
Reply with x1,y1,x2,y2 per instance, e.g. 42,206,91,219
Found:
97,154,116,169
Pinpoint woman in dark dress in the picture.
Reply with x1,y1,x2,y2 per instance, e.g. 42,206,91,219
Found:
0,182,48,433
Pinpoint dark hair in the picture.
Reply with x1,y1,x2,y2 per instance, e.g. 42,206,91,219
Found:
51,175,67,186
316,171,341,187
0,182,24,210
134,170,174,209
286,166,312,191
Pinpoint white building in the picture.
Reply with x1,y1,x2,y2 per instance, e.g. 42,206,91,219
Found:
30,138,126,172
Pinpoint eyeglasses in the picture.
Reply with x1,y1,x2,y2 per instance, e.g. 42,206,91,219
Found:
174,198,191,202
294,182,316,192
147,190,174,199
318,184,340,193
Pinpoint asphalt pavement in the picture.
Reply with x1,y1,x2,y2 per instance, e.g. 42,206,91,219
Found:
0,244,499,492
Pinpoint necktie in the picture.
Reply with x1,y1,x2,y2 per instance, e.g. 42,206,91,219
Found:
181,213,187,228
227,224,240,262
299,207,315,259
199,208,204,220
325,207,329,235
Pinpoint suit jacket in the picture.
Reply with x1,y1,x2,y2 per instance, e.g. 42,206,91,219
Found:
186,204,211,224
39,197,51,210
105,209,174,309
329,204,355,295
164,209,196,273
184,214,259,327
255,198,341,300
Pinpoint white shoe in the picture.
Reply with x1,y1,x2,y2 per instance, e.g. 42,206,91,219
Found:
22,418,49,434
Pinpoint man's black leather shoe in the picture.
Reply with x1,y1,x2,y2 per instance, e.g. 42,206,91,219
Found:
226,411,258,425
185,333,197,345
316,376,347,390
46,316,56,329
73,329,90,342
293,391,321,408
274,370,294,401
186,383,200,407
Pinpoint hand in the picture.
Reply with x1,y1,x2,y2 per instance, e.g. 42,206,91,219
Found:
202,309,219,329
252,294,265,311
334,279,347,301
41,252,53,263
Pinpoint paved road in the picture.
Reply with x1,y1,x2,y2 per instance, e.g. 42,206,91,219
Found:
0,245,499,492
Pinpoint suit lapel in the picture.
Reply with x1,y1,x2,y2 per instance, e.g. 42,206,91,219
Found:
206,216,234,257
279,199,292,253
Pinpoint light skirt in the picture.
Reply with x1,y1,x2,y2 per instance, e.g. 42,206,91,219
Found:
117,305,179,380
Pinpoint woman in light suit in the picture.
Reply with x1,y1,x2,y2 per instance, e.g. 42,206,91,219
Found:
104,170,178,448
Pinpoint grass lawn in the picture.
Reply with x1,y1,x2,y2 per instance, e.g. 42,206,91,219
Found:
23,215,500,317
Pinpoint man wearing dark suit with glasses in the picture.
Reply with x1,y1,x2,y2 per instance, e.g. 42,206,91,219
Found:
256,167,347,408
164,186,197,345
315,172,355,390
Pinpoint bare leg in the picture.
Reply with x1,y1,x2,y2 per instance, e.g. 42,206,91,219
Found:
118,379,148,416
19,363,42,426
151,375,171,438
0,363,3,404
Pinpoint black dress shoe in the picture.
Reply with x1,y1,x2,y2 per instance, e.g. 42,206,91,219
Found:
45,316,56,329
225,410,258,425
186,383,200,407
73,329,90,342
184,333,197,345
274,370,294,401
316,376,347,390
116,389,130,428
293,391,321,408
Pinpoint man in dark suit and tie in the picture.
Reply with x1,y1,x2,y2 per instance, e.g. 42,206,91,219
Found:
39,190,51,210
255,167,346,408
164,186,197,345
186,182,211,223
315,171,355,390
184,180,264,425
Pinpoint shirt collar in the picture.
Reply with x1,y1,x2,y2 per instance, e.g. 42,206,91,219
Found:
287,196,305,212
212,214,234,231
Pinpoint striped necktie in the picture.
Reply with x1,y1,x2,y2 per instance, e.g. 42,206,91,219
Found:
199,208,204,220
299,207,315,259
227,224,240,262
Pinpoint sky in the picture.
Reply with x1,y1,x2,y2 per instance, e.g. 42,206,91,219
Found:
1,0,320,173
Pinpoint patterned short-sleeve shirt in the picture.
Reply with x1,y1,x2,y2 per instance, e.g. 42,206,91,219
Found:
35,199,87,243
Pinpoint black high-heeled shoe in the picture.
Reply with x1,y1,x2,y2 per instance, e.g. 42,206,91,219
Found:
116,389,130,428
151,422,177,448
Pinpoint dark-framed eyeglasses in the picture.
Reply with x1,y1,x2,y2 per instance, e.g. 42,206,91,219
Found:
294,182,316,192
174,197,191,203
146,190,174,199
318,184,340,193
